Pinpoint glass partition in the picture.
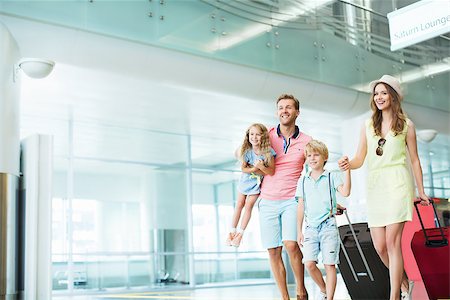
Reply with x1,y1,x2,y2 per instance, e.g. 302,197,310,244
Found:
73,122,188,166
191,168,270,286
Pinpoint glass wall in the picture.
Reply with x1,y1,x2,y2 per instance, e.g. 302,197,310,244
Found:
19,107,449,295
192,170,269,285
417,135,450,199
19,113,274,295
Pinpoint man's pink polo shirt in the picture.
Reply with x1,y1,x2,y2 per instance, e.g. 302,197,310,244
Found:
260,125,312,200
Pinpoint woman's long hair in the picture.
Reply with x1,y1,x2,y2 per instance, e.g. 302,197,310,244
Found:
370,83,407,136
239,123,272,165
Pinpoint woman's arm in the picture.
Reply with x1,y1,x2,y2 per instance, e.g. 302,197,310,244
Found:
338,124,367,171
406,120,429,203
349,124,368,170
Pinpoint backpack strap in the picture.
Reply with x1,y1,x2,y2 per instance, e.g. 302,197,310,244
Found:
328,173,334,217
302,176,306,201
302,176,307,216
303,173,334,218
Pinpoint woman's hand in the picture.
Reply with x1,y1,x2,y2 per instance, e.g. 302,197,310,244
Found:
338,156,350,171
418,193,430,206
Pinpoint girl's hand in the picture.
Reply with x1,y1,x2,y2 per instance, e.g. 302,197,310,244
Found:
297,232,304,247
338,156,350,171
418,193,430,206
254,159,264,169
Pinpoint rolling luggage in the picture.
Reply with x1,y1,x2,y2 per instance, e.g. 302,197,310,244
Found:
338,210,390,300
411,199,450,300
402,197,436,281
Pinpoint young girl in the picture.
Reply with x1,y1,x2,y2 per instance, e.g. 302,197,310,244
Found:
339,75,429,300
227,123,276,247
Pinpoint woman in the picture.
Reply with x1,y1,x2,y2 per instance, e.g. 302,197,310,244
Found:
338,75,429,300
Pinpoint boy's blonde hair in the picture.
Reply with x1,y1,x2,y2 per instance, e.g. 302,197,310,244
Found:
305,140,329,164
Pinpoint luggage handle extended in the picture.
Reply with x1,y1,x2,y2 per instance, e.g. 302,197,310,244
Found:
414,198,448,247
338,209,375,282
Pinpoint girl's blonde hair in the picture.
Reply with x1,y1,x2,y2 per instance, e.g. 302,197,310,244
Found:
239,123,272,165
370,83,407,136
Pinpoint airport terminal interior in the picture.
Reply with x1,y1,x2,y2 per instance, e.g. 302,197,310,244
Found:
0,0,449,299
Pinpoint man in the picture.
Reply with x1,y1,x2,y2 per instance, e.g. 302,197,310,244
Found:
258,94,312,300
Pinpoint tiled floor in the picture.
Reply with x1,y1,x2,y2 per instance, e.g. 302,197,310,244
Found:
52,276,430,300
53,276,347,300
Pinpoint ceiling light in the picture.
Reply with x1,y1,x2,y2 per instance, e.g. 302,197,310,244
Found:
14,58,55,82
417,129,438,143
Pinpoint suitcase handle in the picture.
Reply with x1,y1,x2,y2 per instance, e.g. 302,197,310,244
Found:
339,210,375,282
338,238,360,282
413,198,448,247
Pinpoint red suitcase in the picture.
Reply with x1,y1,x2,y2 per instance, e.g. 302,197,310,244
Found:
411,199,450,300
402,198,436,281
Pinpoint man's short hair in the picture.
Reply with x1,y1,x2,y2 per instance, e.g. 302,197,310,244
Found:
277,94,300,110
305,140,329,161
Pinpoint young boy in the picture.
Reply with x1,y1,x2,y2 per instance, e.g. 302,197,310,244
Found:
296,140,351,300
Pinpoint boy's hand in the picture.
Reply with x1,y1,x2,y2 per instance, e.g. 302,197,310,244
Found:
336,204,346,215
297,232,304,247
338,156,350,171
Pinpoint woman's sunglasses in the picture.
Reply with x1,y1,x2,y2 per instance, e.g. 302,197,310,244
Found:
376,138,386,156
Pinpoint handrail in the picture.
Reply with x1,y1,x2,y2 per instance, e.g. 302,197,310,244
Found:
203,0,448,66
53,250,268,256
338,0,386,18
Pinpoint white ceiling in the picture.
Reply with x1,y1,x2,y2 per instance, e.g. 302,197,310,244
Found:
19,64,345,166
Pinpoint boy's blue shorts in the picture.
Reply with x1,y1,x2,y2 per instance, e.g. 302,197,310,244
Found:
302,217,340,265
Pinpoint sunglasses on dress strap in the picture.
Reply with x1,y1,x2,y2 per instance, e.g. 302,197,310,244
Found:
376,138,386,156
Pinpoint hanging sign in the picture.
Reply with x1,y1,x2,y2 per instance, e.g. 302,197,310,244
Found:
387,0,450,51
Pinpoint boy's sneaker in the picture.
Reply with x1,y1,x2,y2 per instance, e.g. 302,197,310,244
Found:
226,232,235,246
316,291,327,300
408,280,414,296
401,291,409,300
401,280,414,300
231,232,243,247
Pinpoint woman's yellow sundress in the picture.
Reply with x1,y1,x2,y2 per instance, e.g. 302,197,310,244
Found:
365,119,414,227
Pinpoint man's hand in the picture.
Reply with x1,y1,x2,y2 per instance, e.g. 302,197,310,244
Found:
297,231,304,247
